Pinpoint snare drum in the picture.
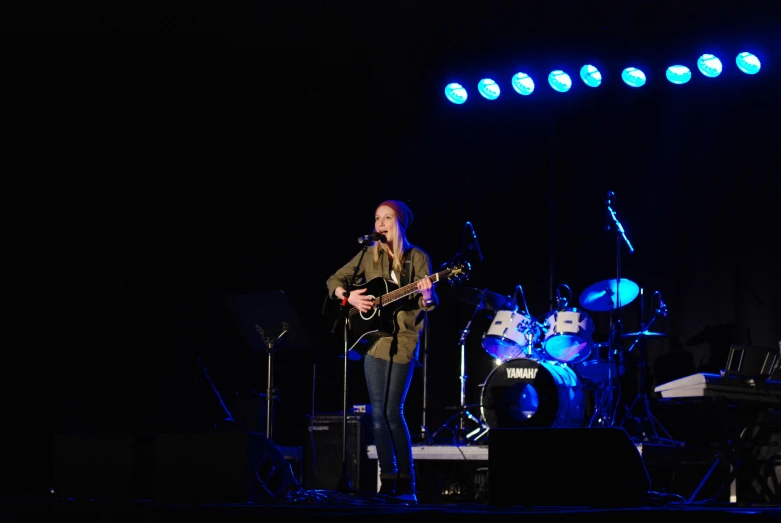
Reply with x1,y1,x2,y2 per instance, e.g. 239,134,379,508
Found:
482,309,541,361
480,358,586,429
575,342,626,383
541,307,595,364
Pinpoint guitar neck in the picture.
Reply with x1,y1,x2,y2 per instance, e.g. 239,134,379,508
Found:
341,263,468,321
378,268,450,308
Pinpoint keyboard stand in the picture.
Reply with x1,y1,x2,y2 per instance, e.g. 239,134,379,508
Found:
687,407,781,504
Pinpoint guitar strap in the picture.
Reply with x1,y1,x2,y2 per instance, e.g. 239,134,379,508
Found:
385,249,413,288
401,253,412,287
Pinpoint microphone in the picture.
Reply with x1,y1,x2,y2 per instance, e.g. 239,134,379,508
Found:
655,291,668,317
605,191,614,231
466,221,484,261
358,232,386,244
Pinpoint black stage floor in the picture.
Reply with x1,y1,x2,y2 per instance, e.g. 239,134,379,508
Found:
9,412,779,522
7,437,780,522
5,496,781,523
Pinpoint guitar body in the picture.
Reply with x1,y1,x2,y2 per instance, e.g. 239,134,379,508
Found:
324,261,471,360
343,277,403,358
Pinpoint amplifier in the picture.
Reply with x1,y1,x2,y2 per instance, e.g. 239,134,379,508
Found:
304,413,374,492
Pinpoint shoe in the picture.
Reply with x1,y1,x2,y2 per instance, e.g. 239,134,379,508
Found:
393,491,417,505
394,475,418,505
378,473,397,496
378,483,396,496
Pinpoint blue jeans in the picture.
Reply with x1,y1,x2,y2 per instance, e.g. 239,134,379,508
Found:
364,354,415,479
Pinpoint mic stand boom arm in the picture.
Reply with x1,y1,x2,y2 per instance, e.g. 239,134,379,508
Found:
607,204,634,254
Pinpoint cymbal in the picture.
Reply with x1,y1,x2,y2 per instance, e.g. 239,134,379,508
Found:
449,286,512,312
621,331,668,338
578,278,640,312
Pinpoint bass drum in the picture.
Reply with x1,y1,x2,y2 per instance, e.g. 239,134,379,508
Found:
480,358,586,429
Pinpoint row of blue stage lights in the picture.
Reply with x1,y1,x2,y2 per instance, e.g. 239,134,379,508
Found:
444,52,763,104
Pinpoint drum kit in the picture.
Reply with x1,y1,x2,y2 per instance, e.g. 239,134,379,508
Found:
429,277,669,444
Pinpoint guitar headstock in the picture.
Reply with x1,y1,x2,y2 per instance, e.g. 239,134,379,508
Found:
444,260,471,285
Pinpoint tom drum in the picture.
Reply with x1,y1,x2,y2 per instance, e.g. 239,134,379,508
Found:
541,307,595,364
482,309,542,361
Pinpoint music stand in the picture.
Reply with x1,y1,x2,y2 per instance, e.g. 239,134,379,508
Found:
225,289,313,443
723,344,780,380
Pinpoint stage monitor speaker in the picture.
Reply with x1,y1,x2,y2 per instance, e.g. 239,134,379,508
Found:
304,414,374,492
488,427,651,507
153,432,299,503
52,432,142,500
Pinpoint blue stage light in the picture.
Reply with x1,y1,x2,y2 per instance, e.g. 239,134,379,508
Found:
548,70,572,93
444,83,468,104
736,52,761,74
666,65,692,85
621,67,646,87
579,65,602,87
477,78,501,100
697,54,723,78
511,72,535,95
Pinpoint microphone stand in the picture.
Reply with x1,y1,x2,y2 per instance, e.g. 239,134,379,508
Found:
605,195,634,426
332,242,371,494
418,309,429,442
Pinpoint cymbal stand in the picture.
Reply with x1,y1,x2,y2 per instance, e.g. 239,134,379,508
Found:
427,299,489,444
620,292,681,445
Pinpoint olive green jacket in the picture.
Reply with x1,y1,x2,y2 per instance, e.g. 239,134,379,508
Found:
326,245,437,364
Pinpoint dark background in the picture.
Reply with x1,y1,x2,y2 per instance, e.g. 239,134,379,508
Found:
5,1,780,492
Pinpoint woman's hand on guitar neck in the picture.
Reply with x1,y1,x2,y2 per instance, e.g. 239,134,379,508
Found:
416,276,434,302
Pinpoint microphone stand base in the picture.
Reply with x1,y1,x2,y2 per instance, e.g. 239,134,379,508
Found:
335,475,357,494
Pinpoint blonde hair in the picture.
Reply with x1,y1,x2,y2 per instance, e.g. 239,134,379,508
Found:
372,217,411,275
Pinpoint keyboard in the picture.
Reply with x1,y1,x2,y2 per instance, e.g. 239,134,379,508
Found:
655,372,781,404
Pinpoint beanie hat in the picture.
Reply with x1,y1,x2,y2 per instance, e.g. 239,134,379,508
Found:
377,200,414,229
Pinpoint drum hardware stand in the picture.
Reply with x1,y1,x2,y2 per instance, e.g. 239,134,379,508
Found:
586,344,624,428
588,382,613,427
514,283,540,360
620,292,681,445
428,298,490,444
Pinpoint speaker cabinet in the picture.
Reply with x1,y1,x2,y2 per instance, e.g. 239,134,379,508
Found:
153,432,299,503
488,427,651,507
53,432,144,500
304,414,374,492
